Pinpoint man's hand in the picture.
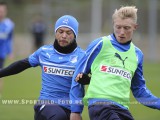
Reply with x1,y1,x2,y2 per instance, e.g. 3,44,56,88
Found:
75,73,91,85
76,73,83,81
70,113,82,120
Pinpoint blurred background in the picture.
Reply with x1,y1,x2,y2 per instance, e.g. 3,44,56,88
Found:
0,0,160,120
5,0,160,61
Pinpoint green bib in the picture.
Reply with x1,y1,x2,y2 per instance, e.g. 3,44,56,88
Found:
83,37,138,109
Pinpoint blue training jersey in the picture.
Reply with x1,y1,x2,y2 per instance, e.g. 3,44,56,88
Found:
0,18,14,59
28,44,85,110
70,33,160,113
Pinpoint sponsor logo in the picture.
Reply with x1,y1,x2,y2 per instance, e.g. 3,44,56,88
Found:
43,66,74,77
46,53,51,58
115,53,128,68
100,65,132,80
43,66,48,72
101,65,107,72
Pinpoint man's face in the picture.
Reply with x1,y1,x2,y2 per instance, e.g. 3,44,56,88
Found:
0,5,7,21
113,18,137,44
55,27,75,47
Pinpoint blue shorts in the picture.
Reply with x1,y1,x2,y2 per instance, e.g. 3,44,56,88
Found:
34,104,71,120
88,104,134,120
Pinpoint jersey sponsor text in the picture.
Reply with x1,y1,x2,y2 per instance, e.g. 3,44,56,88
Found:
43,66,74,77
100,65,132,80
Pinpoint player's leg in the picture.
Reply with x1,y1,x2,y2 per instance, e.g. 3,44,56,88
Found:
34,104,70,120
88,104,120,120
88,104,134,120
115,105,134,120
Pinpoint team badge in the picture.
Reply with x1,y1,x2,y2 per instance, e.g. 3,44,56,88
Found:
63,19,69,24
70,55,78,63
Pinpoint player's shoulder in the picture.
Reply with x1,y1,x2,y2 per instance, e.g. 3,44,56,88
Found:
39,44,54,52
41,44,53,49
92,37,103,44
72,46,85,57
133,44,144,63
86,37,103,50
4,18,14,27
133,45,143,56
76,46,85,53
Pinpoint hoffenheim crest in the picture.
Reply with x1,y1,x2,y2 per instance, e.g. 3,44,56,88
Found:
70,55,78,63
63,19,69,24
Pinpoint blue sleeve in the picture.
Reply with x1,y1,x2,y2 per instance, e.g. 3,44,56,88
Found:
131,48,160,110
28,47,42,67
70,38,103,113
70,67,85,113
6,30,14,55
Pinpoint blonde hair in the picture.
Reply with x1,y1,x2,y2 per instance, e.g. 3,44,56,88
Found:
112,6,138,23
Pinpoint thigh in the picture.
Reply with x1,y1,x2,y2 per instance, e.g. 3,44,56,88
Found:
89,105,121,120
114,106,134,120
88,105,99,120
34,104,70,120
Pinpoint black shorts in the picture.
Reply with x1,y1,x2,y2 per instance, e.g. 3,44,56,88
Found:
88,104,134,120
34,104,71,120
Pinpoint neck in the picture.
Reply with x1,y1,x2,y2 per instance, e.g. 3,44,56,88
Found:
53,39,77,54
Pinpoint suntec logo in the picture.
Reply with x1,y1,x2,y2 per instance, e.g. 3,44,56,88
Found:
43,66,75,77
101,65,107,72
100,65,132,80
43,66,47,72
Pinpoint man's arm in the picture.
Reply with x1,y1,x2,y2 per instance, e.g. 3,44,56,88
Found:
131,50,160,110
0,58,32,78
70,113,82,120
70,37,103,119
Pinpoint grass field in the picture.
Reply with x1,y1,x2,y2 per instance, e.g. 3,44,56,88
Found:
0,60,160,120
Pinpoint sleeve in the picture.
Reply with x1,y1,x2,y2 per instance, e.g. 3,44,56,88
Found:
70,68,85,113
28,47,42,67
0,58,31,78
131,50,160,110
70,38,103,113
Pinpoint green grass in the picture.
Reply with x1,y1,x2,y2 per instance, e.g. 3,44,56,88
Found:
0,61,160,120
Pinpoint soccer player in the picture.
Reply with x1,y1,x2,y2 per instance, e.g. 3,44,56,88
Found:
0,15,85,120
70,6,160,120
0,1,14,68
0,1,14,96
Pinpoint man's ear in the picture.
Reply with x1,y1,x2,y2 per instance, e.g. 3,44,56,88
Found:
134,24,138,30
